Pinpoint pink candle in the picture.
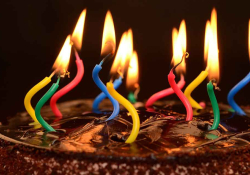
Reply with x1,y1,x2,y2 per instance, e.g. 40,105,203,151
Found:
145,74,185,107
50,50,84,118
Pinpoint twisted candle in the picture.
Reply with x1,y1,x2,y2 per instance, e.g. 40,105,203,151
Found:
50,50,84,118
35,77,60,132
184,71,208,109
92,60,120,121
168,53,193,121
93,76,122,111
207,80,220,130
24,72,55,124
107,82,140,143
227,72,250,116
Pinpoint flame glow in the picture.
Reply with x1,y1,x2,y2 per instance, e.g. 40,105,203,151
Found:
205,8,219,81
126,51,139,90
126,29,133,62
53,36,72,74
71,9,86,50
110,29,134,77
101,11,116,56
172,20,187,74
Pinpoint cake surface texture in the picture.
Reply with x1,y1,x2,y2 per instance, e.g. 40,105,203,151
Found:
0,99,250,174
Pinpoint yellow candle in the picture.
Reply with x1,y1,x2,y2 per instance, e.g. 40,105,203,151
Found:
106,82,140,143
24,72,54,124
184,70,208,109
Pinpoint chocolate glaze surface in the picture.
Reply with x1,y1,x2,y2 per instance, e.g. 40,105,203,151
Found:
0,99,250,159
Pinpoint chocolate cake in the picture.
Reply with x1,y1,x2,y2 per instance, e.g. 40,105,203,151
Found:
0,99,250,174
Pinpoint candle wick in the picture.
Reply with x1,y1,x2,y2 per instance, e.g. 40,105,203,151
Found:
211,79,221,91
56,76,61,83
171,52,189,73
49,71,56,78
110,67,124,82
99,52,113,66
134,84,140,99
117,67,124,78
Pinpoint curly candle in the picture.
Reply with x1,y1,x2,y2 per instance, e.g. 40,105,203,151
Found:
35,77,60,132
184,71,208,109
227,72,250,116
107,82,140,143
207,81,220,130
168,69,193,121
92,61,120,121
168,52,193,121
24,72,55,124
92,76,122,111
227,20,250,116
50,50,84,118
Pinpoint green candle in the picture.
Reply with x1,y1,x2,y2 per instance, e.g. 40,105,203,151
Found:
128,91,136,104
207,80,220,130
35,77,60,132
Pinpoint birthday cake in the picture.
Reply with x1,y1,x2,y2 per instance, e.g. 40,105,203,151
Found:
2,5,250,174
0,99,250,174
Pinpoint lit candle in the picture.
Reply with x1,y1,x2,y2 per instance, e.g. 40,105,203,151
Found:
146,20,186,107
168,53,193,121
35,36,72,131
50,9,86,118
126,51,139,104
207,81,220,130
93,77,122,112
106,33,139,143
36,77,60,132
184,9,218,110
205,8,220,130
93,28,134,112
23,34,71,125
227,19,250,116
92,11,120,121
24,72,55,125
107,82,140,143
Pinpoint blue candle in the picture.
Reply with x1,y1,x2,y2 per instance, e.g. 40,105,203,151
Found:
93,76,122,111
227,72,250,116
92,61,120,121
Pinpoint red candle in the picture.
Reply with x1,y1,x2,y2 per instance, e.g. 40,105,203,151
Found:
168,55,193,121
50,9,86,118
145,75,185,107
50,50,84,118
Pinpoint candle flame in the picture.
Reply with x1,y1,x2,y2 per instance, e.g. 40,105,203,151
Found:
71,9,86,50
126,51,139,90
101,11,116,57
172,20,187,75
204,8,219,81
110,29,134,77
127,29,134,62
53,35,72,75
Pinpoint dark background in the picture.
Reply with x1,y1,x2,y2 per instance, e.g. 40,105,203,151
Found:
0,0,250,118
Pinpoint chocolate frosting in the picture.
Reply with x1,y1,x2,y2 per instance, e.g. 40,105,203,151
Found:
0,99,250,159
